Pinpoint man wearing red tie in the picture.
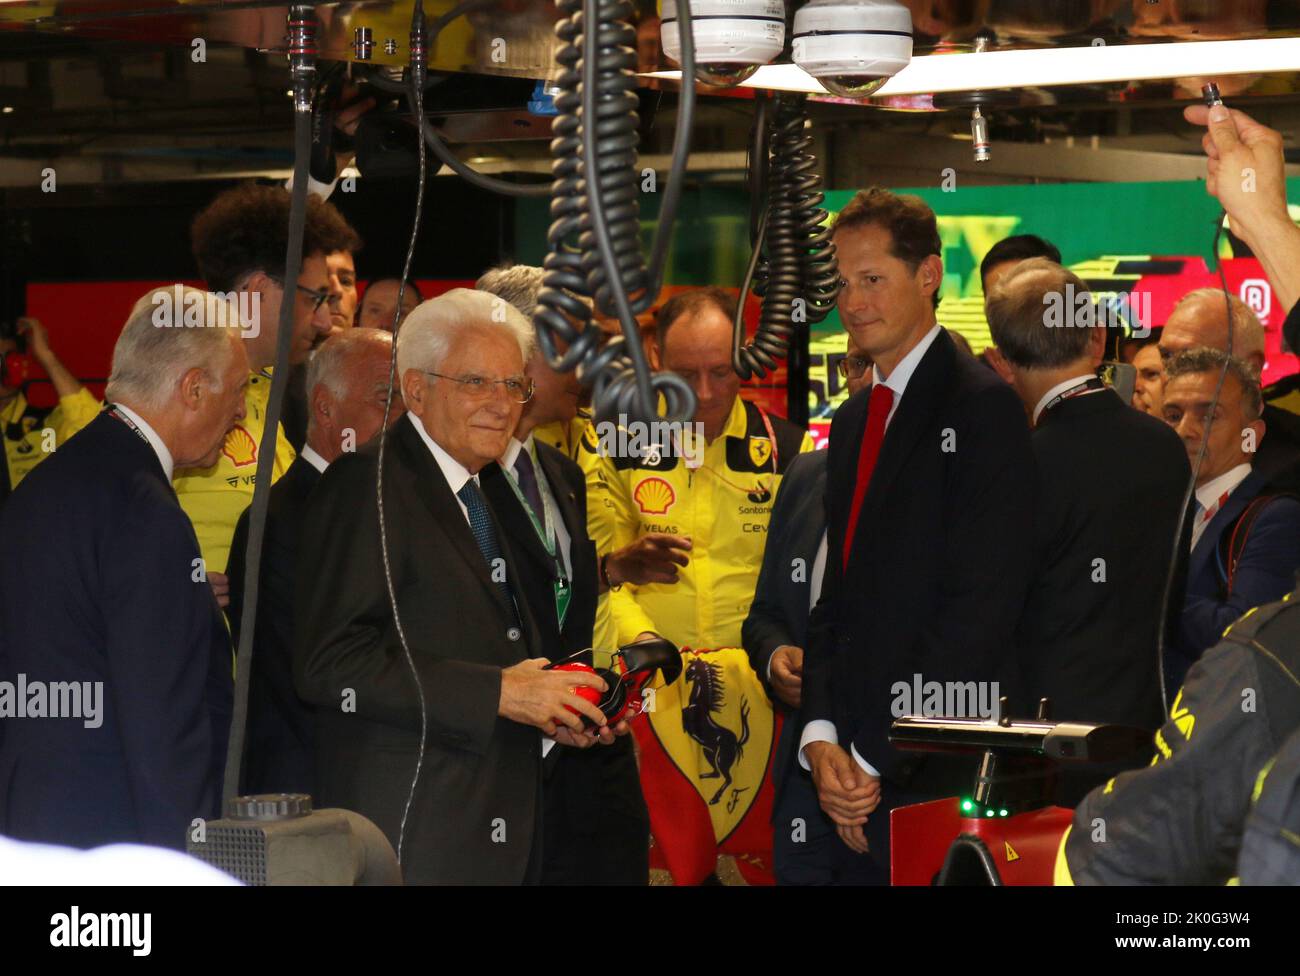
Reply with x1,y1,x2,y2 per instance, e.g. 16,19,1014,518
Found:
800,188,1036,884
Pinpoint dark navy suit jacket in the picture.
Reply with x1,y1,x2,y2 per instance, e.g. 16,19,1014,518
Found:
227,454,321,796
0,412,232,850
742,449,827,814
1171,467,1300,691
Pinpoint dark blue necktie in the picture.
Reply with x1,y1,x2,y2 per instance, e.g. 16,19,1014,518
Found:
513,447,545,522
457,478,519,625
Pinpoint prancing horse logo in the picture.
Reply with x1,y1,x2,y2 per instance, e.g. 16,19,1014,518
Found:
682,657,751,805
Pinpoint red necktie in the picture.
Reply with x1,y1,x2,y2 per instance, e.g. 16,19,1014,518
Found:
843,383,895,567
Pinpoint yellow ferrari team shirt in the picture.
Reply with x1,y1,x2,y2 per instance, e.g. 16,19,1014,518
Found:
581,395,814,651
174,369,296,575
2,388,100,494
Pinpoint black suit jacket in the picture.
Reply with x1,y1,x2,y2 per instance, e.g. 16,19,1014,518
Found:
294,415,545,884
1017,390,1190,735
742,449,827,809
805,329,1036,792
481,440,649,884
227,454,322,795
0,412,232,849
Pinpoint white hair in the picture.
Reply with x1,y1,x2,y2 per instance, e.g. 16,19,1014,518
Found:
307,327,393,400
1174,288,1266,361
105,285,239,411
396,288,535,401
475,264,545,315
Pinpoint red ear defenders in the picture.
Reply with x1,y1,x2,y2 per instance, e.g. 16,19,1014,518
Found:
544,635,683,728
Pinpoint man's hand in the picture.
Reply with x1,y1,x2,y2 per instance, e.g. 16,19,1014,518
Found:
804,740,881,826
836,822,870,855
769,645,804,708
605,533,692,586
499,657,610,735
553,716,633,749
16,318,52,365
1184,104,1291,247
207,570,230,609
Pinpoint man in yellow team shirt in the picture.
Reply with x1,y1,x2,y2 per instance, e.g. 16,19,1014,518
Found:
178,183,362,601
582,288,815,652
1,317,99,505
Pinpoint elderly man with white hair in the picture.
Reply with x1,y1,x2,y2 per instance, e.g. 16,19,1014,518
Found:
227,328,402,797
294,288,622,885
0,286,248,851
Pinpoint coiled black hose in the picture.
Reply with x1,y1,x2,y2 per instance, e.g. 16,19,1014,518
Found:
533,0,697,426
735,93,839,380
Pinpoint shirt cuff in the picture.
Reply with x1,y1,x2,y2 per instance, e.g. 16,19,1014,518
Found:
850,744,881,777
798,720,837,770
542,737,556,758
797,721,881,776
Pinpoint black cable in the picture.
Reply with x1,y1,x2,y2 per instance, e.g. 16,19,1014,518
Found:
223,4,316,810
735,93,839,380
376,0,433,870
1154,209,1235,718
532,0,697,426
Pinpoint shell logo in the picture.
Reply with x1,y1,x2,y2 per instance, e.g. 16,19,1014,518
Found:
221,425,258,468
633,476,676,515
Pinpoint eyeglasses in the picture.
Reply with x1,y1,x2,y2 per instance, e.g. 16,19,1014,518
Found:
423,371,535,403
837,355,873,380
267,275,331,312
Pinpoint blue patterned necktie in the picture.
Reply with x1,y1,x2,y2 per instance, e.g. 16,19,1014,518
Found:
457,478,519,625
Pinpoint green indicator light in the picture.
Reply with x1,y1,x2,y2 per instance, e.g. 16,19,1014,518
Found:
985,810,995,817
1000,809,1009,817
960,799,973,812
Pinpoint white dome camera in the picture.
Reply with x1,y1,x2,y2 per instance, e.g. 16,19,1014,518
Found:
792,0,913,98
660,0,787,88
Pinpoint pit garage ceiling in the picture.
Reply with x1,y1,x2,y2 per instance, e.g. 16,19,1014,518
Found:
3,1,1300,189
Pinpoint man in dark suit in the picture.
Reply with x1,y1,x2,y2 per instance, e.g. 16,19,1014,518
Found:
227,328,401,795
1162,347,1300,691
743,335,872,885
294,289,623,884
477,265,649,885
986,259,1191,800
801,188,1036,884
1160,289,1300,491
0,286,247,849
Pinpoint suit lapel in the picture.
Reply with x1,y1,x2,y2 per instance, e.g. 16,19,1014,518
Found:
480,461,554,579
394,419,515,620
535,443,583,544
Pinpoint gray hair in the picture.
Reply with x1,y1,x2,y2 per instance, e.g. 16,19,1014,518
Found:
105,285,239,411
1165,347,1263,422
306,327,393,400
475,264,545,316
396,288,534,397
986,258,1094,369
1172,288,1266,361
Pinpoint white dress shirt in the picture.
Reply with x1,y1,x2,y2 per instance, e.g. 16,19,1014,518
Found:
115,403,174,482
798,324,944,778
1191,462,1253,552
299,444,329,475
1031,373,1100,426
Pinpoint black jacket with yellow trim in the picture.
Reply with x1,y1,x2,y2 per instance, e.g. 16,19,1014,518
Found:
1059,589,1300,885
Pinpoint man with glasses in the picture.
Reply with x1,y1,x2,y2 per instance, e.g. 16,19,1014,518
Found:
477,266,651,885
180,183,362,599
295,289,627,884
